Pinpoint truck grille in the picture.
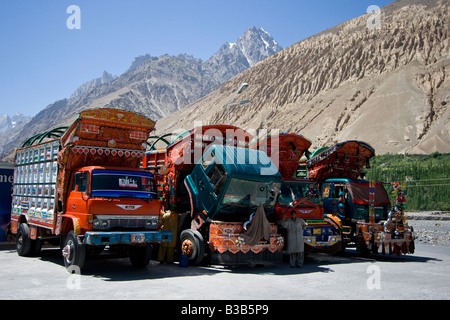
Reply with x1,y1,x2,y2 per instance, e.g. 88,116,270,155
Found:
93,215,159,231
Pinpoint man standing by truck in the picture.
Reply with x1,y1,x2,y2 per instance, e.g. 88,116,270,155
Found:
279,211,308,268
158,207,179,264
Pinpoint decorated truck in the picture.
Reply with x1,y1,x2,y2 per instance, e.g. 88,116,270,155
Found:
9,108,172,271
307,141,414,255
250,133,342,254
143,125,284,266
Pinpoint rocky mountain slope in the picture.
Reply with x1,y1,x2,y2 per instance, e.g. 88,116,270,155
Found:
156,0,449,155
0,27,281,159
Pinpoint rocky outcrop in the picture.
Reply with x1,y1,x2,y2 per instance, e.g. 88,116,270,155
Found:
204,26,283,84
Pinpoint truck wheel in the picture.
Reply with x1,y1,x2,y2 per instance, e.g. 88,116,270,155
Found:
129,245,152,268
62,231,86,272
16,223,32,256
180,229,205,266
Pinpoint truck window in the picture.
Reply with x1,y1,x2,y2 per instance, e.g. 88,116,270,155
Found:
72,172,89,192
222,178,278,207
207,164,226,196
202,149,215,170
333,184,345,199
279,184,299,205
280,181,320,205
322,183,332,198
90,170,156,199
305,183,320,200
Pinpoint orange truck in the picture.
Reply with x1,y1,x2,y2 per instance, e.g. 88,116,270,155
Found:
9,108,172,271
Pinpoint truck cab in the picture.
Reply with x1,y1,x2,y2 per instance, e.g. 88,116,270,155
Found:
57,165,171,269
320,178,393,252
276,178,342,254
65,166,161,236
320,178,390,222
182,145,284,265
185,145,281,221
276,179,322,221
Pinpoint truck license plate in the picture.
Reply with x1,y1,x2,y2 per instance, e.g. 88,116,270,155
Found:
131,233,145,243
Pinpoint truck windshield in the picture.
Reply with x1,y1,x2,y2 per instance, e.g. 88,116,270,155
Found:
278,181,321,205
216,178,280,222
91,170,156,199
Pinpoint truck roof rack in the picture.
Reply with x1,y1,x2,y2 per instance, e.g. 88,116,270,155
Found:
20,126,69,148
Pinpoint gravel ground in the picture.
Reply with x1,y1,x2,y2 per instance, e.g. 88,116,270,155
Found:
406,211,450,247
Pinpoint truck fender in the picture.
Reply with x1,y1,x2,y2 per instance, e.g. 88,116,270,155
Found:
324,214,343,230
60,215,82,236
10,214,28,235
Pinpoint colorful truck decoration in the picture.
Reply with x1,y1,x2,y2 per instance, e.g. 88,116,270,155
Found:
10,108,172,271
250,133,342,254
307,140,415,255
143,125,284,265
306,140,375,181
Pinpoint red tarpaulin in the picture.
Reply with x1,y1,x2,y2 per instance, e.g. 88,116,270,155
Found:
346,181,391,207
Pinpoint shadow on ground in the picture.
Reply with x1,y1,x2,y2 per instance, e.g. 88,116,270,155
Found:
16,244,440,282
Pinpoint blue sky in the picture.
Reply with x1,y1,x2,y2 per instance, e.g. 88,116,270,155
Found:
0,0,395,117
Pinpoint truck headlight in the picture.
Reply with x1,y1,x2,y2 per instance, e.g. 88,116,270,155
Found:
93,219,101,228
93,219,109,230
145,217,159,229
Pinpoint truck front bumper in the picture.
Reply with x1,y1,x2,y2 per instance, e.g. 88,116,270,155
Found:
304,237,342,254
83,230,172,246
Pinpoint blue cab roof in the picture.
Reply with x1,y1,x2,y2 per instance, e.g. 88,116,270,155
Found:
202,145,281,181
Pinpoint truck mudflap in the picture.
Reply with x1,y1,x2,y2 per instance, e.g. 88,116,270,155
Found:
210,249,283,266
357,223,415,255
374,232,415,255
84,230,173,246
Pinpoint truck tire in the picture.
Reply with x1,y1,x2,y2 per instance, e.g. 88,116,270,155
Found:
16,223,32,257
129,244,152,268
180,229,205,266
62,231,86,272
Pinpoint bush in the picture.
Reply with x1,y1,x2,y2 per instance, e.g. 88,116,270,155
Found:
365,153,450,211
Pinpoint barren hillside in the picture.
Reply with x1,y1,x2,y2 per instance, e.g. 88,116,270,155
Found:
156,0,449,154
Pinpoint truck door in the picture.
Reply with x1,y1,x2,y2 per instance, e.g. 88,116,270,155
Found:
321,182,334,214
197,163,225,214
66,171,90,216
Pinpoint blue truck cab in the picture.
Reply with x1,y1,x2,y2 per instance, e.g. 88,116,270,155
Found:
185,145,282,222
182,145,284,265
321,178,391,223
